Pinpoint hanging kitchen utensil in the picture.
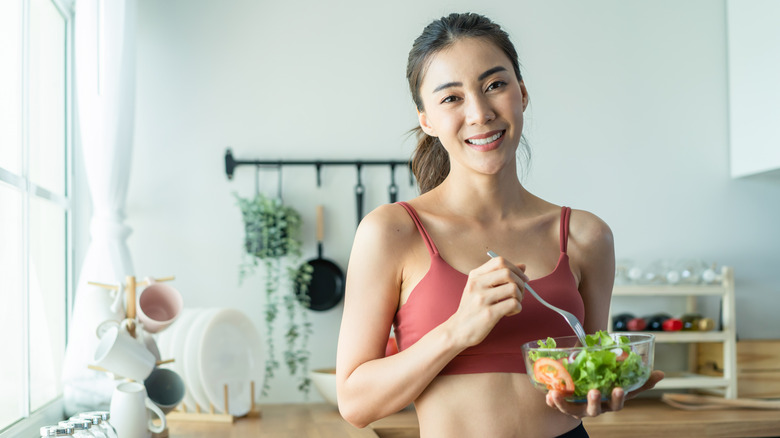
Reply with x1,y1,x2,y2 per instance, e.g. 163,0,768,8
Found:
355,163,365,227
296,205,345,311
388,163,398,204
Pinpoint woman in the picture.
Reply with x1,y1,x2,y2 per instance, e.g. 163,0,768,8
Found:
336,12,663,437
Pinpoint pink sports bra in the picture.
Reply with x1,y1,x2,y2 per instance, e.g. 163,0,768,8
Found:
392,202,585,375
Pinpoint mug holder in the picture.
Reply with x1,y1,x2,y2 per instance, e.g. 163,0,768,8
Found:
87,275,177,374
88,275,262,423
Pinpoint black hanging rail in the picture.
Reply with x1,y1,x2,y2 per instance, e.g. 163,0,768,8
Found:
225,148,414,187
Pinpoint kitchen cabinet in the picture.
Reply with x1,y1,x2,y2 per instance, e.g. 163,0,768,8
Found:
609,267,737,398
727,0,780,178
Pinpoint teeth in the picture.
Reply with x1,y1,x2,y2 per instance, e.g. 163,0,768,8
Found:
467,131,503,145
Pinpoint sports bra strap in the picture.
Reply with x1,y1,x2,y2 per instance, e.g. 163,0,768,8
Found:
559,206,571,254
396,202,438,256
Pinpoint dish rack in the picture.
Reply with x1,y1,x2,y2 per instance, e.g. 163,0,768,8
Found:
88,275,262,423
165,382,261,423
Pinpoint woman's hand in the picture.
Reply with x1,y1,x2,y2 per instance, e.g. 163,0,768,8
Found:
545,370,665,418
446,255,529,349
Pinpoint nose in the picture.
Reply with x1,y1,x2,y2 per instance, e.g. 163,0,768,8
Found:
465,95,495,125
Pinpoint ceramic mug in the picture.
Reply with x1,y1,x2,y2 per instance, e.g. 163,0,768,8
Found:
110,381,166,438
137,278,183,333
94,319,156,382
97,319,161,362
144,367,185,414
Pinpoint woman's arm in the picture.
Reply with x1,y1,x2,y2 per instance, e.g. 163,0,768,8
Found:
336,204,527,428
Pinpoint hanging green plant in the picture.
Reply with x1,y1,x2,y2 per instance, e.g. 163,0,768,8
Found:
235,192,313,396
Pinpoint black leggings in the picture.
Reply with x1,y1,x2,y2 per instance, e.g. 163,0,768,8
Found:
555,422,589,438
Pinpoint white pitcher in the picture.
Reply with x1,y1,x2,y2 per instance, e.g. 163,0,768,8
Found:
109,382,166,438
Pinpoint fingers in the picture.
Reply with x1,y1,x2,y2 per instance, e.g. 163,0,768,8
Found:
585,390,603,417
495,293,522,316
546,388,626,419
485,255,530,283
608,387,625,412
476,256,528,295
477,270,525,301
465,256,527,309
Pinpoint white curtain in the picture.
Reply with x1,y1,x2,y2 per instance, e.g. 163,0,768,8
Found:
62,0,137,415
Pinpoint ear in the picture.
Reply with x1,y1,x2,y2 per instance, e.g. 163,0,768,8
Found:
417,108,437,137
519,80,530,112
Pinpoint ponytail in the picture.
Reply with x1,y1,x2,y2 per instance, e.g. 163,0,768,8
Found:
410,126,449,194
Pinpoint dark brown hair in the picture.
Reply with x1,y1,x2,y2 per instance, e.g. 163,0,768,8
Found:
407,12,528,193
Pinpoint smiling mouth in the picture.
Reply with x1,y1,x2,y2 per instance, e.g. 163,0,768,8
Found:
466,130,504,145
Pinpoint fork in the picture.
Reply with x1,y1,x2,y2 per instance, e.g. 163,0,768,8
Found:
487,251,588,345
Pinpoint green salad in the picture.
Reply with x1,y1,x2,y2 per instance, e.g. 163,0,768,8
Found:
527,330,651,400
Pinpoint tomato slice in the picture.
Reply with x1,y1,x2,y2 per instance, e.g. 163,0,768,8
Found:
533,358,575,394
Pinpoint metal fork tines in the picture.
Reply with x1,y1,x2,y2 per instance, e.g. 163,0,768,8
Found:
487,251,587,345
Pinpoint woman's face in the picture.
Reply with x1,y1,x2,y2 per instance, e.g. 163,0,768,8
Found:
417,37,528,176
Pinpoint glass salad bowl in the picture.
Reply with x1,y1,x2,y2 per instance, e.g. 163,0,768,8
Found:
521,331,655,402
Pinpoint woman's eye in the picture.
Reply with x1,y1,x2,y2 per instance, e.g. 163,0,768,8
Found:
486,81,507,91
441,95,460,104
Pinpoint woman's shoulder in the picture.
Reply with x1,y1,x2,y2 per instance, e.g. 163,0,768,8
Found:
568,207,611,235
354,202,423,251
565,207,614,266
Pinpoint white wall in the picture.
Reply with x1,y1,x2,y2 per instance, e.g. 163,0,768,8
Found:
74,0,780,403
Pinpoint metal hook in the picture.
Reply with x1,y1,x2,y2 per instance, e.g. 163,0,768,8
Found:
388,163,398,203
254,165,261,197
277,162,283,201
355,163,365,227
315,161,322,187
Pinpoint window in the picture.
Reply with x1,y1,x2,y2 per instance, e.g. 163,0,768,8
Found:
0,0,73,435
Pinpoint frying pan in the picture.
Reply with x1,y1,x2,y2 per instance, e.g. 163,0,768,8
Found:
296,205,345,311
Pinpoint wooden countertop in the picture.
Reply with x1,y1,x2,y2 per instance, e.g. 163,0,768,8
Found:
166,399,780,438
167,404,377,438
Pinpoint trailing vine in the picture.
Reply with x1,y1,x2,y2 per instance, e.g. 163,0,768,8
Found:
236,192,312,396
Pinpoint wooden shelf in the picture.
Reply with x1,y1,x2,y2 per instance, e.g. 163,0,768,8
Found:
654,372,731,390
613,284,728,297
651,331,728,343
609,266,737,398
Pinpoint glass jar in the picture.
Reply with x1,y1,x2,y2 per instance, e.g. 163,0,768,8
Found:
75,411,115,438
58,420,95,438
40,425,74,437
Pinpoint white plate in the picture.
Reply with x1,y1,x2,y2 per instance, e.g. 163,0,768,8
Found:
184,309,217,411
165,308,201,411
197,308,264,416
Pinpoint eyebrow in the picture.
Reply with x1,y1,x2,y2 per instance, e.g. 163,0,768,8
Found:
432,66,508,93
